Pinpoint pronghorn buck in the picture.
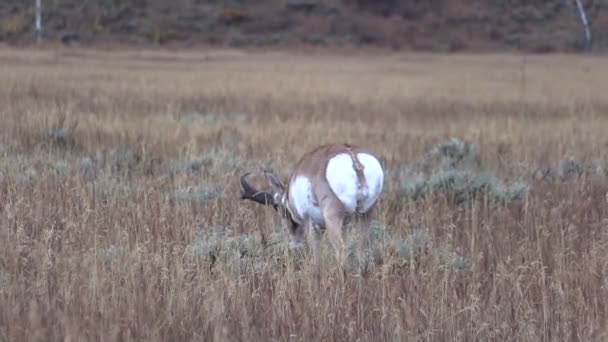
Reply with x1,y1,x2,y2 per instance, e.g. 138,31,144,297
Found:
239,143,384,262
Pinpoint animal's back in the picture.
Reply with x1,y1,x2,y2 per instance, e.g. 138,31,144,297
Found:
287,143,384,223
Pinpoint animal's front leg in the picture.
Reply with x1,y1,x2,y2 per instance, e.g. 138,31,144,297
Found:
287,220,305,252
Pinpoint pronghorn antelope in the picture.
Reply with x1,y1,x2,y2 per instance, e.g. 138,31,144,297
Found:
239,143,384,262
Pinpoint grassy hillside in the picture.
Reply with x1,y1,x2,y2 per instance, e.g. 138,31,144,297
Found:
1,0,608,52
0,46,607,340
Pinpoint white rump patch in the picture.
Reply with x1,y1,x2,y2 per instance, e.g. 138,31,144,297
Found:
326,153,359,212
325,152,384,214
356,153,384,212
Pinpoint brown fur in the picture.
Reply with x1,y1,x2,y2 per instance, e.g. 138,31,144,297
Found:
282,143,379,264
285,143,372,222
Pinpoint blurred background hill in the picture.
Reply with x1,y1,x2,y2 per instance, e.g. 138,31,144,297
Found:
1,0,607,52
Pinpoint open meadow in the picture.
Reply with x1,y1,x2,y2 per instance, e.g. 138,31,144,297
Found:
0,46,607,341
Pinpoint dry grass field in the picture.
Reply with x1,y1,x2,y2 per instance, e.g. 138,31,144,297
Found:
0,46,607,341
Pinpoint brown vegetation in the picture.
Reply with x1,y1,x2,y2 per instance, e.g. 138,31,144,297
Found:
0,46,607,340
1,0,608,52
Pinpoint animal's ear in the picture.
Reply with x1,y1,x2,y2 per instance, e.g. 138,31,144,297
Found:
263,169,284,193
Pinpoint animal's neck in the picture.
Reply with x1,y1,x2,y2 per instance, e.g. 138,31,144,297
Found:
281,191,302,226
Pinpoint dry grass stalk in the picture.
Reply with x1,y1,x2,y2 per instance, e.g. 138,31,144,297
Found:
0,46,607,341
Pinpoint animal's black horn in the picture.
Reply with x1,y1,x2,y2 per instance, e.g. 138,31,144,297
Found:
239,172,275,206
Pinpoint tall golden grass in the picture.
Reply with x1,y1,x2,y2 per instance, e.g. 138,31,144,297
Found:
0,46,607,341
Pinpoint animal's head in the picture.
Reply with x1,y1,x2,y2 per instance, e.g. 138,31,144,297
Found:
239,170,291,220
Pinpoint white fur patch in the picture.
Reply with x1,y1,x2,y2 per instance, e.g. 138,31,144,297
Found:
289,176,324,225
325,153,360,213
357,152,384,212
325,152,384,214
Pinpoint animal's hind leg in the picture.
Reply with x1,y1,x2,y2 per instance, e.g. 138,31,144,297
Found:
323,205,346,265
355,202,377,259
